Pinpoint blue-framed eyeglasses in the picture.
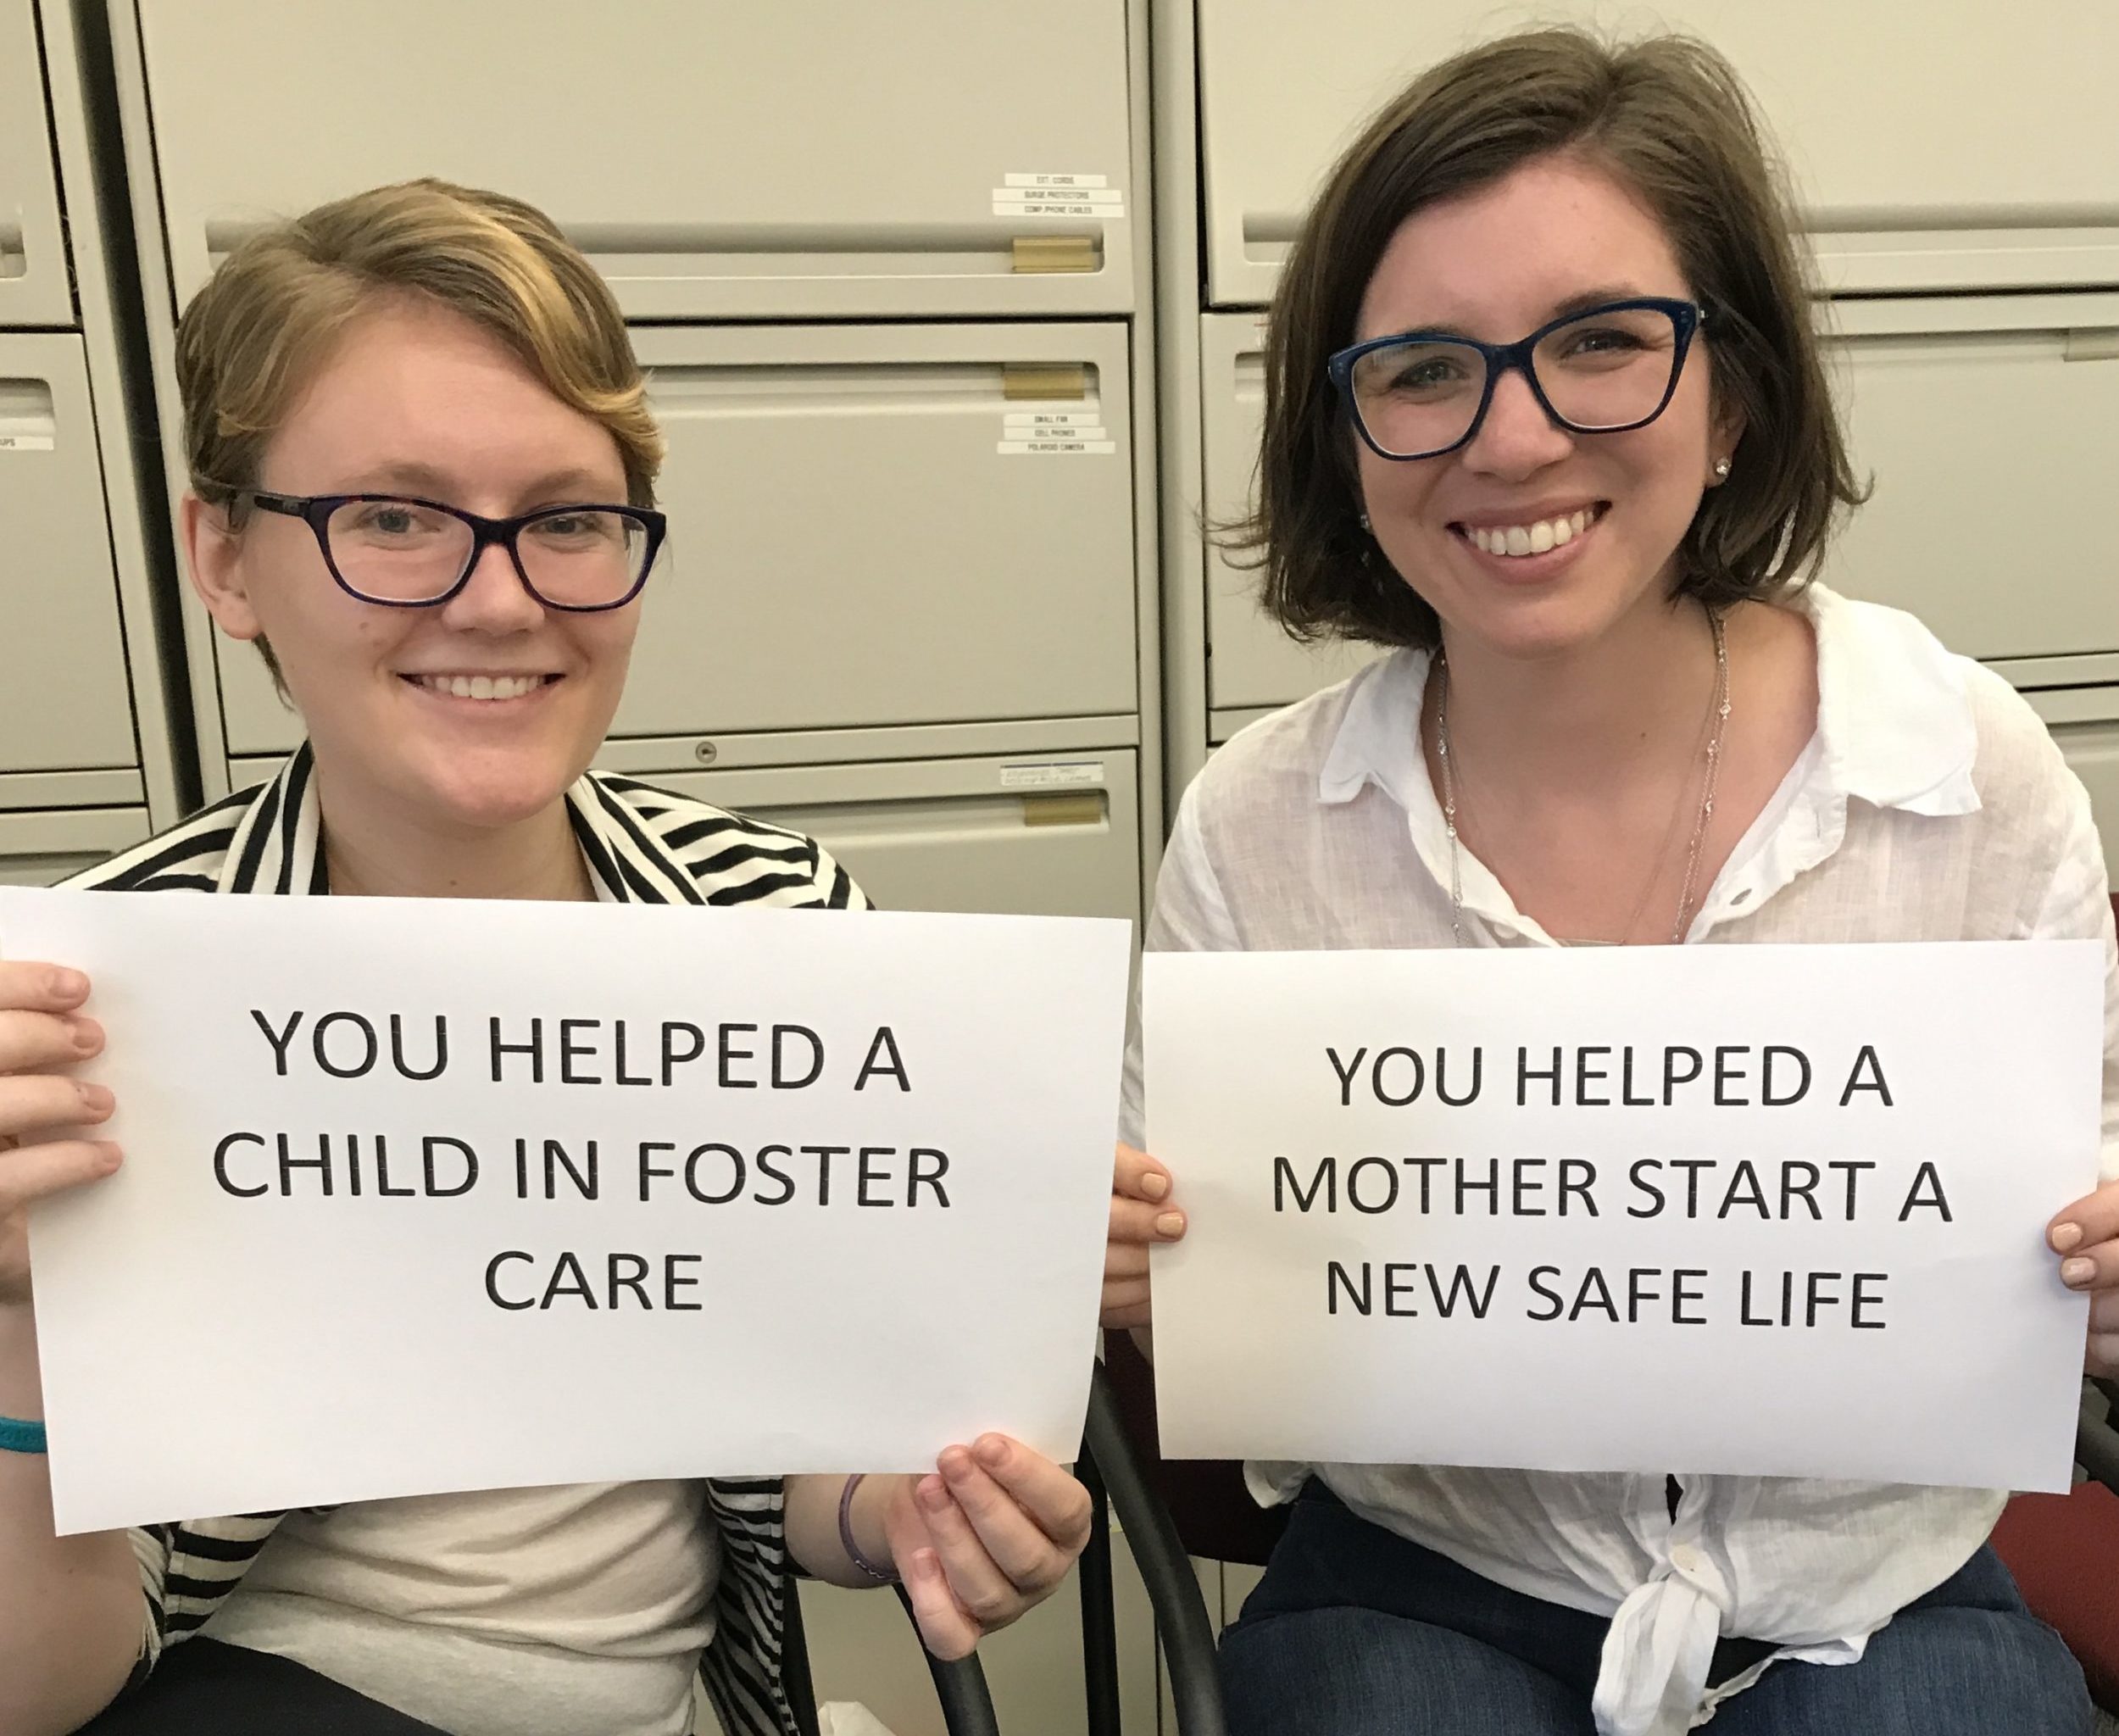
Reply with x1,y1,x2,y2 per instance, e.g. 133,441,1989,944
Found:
236,490,668,612
1327,297,1706,462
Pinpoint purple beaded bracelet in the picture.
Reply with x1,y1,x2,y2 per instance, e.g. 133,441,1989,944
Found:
837,1474,900,1584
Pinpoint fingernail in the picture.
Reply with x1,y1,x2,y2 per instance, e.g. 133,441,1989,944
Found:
939,1445,973,1480
2063,1257,2096,1288
975,1434,1008,1469
78,1082,114,1115
1156,1211,1186,1238
1138,1171,1169,1201
70,1016,102,1053
920,1477,951,1512
96,1141,123,1172
2052,1222,2084,1252
49,969,86,1001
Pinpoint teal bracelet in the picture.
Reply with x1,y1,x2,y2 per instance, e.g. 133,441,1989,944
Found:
0,1416,47,1455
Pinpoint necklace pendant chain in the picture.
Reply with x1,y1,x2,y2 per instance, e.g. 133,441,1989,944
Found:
1437,715,1465,944
1435,605,1730,949
1671,605,1731,943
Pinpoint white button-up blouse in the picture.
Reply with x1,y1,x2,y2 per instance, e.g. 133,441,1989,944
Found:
1121,586,2119,1735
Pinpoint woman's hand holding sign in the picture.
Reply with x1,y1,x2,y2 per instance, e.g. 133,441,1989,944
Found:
790,1442,1093,1660
0,961,142,1736
1103,1142,1185,1331
883,1437,1094,1657
2050,1178,2119,1377
0,961,120,1306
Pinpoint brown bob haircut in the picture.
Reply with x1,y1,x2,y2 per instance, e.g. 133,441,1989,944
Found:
1232,28,1865,649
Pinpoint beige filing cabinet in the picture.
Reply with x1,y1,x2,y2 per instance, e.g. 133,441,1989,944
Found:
1193,0,2119,307
0,2,75,328
131,0,1137,321
223,747,1148,926
0,334,139,768
1198,312,1377,740
0,802,161,887
639,753,1143,926
1824,295,2119,667
1825,293,2119,879
0,340,147,872
1,1,183,884
216,324,1142,758
225,737,1153,924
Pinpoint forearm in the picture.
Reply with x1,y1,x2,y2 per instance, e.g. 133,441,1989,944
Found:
0,1305,144,1735
781,1471,906,1589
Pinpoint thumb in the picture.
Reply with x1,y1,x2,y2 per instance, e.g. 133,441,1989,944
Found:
900,1545,980,1660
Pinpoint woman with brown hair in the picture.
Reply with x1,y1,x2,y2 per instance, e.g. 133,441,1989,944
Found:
1103,27,2115,1736
0,178,1091,1736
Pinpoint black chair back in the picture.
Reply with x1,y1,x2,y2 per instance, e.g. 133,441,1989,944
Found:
777,1574,1003,1736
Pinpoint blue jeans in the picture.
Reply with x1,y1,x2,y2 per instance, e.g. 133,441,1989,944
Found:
1221,1481,2091,1735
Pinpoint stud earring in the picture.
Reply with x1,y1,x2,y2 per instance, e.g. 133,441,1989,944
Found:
1358,512,1373,532
1712,457,1732,480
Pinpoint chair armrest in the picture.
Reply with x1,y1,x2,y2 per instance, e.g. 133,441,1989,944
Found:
893,1585,1003,1736
1082,1363,1229,1736
777,1574,1002,1736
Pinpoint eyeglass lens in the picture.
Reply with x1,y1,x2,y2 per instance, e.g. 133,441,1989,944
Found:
1349,303,1685,459
325,500,652,606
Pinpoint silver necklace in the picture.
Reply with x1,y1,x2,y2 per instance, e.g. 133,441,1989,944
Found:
1434,606,1730,947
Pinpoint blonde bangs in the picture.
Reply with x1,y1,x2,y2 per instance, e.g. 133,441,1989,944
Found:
177,178,661,515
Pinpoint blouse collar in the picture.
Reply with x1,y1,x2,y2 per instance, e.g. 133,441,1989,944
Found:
1315,585,1983,941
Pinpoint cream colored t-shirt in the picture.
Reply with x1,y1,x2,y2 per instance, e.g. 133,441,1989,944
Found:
203,1480,720,1736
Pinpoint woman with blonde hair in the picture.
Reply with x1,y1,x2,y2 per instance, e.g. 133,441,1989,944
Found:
0,178,1090,1736
1104,28,2114,1736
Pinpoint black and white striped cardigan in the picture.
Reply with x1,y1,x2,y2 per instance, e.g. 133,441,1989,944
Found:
62,743,869,1736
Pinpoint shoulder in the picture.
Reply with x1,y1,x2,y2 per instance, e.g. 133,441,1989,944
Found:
1810,587,2076,814
58,782,264,893
1957,659,2077,796
1808,591,2095,911
1180,651,1410,835
584,774,869,910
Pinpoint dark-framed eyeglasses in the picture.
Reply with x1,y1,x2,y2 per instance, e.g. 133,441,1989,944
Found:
1326,297,1707,462
236,491,668,611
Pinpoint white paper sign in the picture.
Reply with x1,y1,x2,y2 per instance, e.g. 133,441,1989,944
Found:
1,890,1131,1534
1146,943,2105,1493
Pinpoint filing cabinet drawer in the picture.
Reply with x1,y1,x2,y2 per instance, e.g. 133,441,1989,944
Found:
137,0,1137,320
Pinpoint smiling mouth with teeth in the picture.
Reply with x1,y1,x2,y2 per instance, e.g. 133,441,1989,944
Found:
1460,504,1605,557
403,674,559,701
